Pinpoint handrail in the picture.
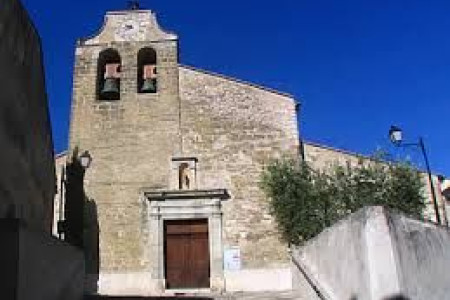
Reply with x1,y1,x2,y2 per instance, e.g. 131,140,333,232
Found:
290,252,329,300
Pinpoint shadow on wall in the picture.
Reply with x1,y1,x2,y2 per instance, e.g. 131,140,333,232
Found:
64,147,99,293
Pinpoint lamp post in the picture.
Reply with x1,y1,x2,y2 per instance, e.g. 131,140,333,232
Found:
388,126,441,224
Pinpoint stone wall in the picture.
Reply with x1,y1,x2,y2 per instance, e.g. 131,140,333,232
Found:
304,142,364,170
292,206,450,300
179,66,299,269
0,0,55,232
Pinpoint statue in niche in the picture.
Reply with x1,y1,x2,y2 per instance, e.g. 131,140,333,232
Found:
179,163,191,190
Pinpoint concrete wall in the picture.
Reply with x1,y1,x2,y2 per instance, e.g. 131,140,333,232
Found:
0,219,84,300
389,212,450,299
292,206,372,299
0,0,55,232
292,206,450,300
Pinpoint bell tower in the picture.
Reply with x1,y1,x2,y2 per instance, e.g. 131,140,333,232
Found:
67,6,181,290
69,6,180,182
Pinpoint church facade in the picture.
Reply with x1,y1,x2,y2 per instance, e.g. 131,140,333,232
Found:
63,7,299,295
55,6,450,297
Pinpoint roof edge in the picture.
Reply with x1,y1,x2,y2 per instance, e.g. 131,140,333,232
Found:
303,140,442,177
303,140,370,160
78,10,177,46
54,151,68,159
180,64,296,101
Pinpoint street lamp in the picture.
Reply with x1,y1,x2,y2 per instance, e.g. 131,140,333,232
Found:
388,126,441,224
79,150,92,169
388,126,403,145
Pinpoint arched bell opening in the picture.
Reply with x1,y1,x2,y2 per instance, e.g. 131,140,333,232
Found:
97,49,121,101
137,47,157,94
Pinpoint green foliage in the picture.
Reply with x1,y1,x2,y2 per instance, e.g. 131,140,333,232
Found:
260,156,426,245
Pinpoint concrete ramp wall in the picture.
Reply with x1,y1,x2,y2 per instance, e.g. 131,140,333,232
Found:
292,206,450,300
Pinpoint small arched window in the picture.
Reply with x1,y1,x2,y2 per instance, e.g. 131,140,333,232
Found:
137,47,157,94
97,48,121,101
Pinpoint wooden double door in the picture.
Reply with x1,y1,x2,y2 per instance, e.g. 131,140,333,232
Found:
164,219,210,289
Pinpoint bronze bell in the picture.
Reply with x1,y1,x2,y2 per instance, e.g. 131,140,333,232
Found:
141,64,157,93
140,78,157,93
101,77,119,98
101,63,120,99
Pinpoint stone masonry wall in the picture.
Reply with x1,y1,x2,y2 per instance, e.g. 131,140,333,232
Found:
0,0,55,232
179,66,299,268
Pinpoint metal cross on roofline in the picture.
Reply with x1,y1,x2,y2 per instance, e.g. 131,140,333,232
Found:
127,1,141,10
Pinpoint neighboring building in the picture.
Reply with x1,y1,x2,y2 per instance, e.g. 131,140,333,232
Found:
53,151,68,236
0,1,84,299
0,0,55,232
304,142,450,225
441,180,450,198
439,178,450,226
59,7,299,295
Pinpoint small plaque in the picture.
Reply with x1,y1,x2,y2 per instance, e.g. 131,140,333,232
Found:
224,247,241,271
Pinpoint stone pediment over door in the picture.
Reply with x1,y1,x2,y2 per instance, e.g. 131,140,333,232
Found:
145,189,229,201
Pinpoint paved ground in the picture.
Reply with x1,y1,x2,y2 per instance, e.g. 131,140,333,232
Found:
85,290,301,300
85,297,213,300
213,291,299,299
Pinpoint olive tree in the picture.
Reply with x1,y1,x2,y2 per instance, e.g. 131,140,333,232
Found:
260,156,425,245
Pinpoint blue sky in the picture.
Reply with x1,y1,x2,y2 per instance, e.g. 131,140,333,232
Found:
22,0,449,176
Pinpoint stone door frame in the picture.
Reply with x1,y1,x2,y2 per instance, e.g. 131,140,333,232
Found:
144,189,229,292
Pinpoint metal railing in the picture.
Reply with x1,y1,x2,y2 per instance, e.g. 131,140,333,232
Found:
290,251,329,300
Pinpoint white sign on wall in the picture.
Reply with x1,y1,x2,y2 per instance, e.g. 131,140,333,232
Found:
224,247,241,271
